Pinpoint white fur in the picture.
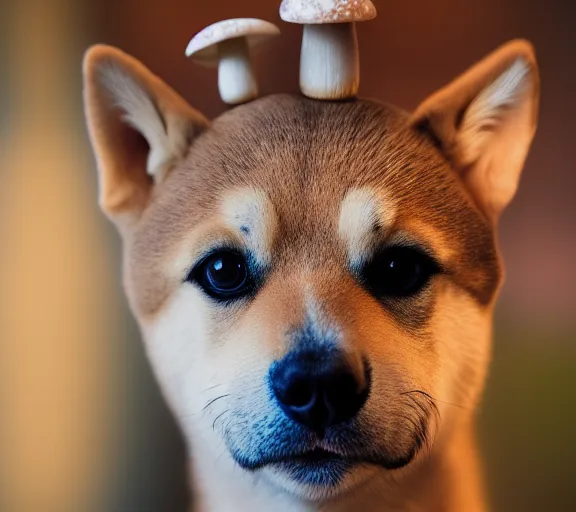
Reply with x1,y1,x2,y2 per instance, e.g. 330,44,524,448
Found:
338,187,397,266
100,63,189,180
457,58,531,167
456,57,536,215
141,287,310,511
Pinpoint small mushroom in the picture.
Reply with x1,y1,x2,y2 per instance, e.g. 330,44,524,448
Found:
186,19,280,105
280,0,377,100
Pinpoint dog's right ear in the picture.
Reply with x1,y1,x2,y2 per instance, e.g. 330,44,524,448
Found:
411,40,539,223
83,45,209,226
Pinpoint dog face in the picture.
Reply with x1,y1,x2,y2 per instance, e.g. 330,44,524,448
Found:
84,42,538,501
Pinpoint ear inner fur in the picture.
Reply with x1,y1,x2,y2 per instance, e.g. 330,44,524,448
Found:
411,39,539,222
83,45,210,225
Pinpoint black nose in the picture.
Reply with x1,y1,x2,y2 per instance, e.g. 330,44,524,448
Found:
269,350,370,433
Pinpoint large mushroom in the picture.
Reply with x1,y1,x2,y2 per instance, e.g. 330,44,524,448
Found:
186,19,280,105
280,0,377,100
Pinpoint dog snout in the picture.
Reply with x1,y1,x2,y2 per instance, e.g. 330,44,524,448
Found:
269,349,371,434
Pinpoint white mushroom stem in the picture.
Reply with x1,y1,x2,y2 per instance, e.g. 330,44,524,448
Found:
217,37,258,105
300,23,359,100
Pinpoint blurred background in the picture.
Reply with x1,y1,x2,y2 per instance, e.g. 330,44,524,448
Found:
1,0,574,511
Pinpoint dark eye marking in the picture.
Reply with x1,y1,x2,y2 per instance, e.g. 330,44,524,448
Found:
360,246,442,299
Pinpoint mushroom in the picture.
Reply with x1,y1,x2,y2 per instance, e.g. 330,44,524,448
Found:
186,19,280,105
280,0,377,100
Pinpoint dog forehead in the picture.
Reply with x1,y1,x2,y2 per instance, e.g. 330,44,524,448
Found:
147,94,458,241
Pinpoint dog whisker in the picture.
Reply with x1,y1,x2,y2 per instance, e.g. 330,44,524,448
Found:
202,383,224,393
400,389,469,410
399,391,440,459
203,394,231,412
176,393,231,421
404,395,430,419
212,409,230,431
177,410,202,421
396,413,421,434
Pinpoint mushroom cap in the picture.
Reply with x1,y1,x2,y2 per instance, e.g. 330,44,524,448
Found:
280,0,377,24
185,18,280,66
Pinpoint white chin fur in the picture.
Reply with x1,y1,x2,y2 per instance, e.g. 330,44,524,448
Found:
261,464,378,502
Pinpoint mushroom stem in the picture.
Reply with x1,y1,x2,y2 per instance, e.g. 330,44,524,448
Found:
300,23,359,100
217,37,258,105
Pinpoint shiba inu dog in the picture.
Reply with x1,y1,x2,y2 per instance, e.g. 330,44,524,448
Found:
83,39,539,511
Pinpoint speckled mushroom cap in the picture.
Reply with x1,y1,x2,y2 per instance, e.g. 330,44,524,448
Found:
186,18,280,67
280,0,377,24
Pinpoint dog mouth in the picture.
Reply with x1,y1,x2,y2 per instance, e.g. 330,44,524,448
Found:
276,448,351,468
228,405,433,487
289,448,343,463
273,445,418,469
269,448,360,487
236,444,419,488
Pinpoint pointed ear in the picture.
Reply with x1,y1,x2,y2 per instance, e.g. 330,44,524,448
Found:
411,40,540,222
83,45,209,225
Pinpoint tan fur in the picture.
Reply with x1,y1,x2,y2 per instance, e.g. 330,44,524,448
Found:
83,41,539,511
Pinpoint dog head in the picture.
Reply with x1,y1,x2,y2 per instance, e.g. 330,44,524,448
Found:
83,41,538,501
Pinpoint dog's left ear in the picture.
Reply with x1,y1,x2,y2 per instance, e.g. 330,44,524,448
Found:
83,45,210,227
411,40,539,222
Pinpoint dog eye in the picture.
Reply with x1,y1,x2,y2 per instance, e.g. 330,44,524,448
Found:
188,251,251,301
361,247,440,298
